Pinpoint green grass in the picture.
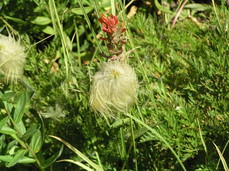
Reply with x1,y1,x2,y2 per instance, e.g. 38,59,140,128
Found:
0,0,228,170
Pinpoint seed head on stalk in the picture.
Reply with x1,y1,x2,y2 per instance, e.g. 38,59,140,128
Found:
90,14,138,118
98,14,128,60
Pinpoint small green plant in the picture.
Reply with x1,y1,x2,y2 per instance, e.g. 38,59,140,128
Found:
0,87,62,170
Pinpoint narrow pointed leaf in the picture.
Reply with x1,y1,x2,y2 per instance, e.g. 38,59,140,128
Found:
0,155,12,162
71,7,94,15
31,16,51,25
0,116,9,129
18,157,36,164
0,125,17,135
6,149,28,167
154,0,174,14
1,91,15,101
29,130,42,153
14,92,27,123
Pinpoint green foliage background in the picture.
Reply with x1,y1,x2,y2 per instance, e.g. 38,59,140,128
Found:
0,0,228,170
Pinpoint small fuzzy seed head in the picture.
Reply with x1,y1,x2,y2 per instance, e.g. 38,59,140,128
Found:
40,104,67,121
90,61,138,117
0,34,26,83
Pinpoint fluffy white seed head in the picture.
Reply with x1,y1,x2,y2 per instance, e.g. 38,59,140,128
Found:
90,61,138,117
0,34,26,83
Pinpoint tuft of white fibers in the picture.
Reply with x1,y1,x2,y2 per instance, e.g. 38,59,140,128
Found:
40,104,67,121
90,60,138,117
0,34,26,83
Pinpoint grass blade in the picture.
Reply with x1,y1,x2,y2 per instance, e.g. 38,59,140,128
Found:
78,0,102,53
58,159,94,171
48,0,72,78
216,140,229,170
49,135,103,171
197,119,208,155
213,142,229,171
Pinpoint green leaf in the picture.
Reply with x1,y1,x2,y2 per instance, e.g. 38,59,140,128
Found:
31,16,51,25
0,135,6,149
0,116,9,130
41,145,63,169
6,149,28,167
18,156,36,164
22,124,39,141
42,26,55,35
154,0,174,14
4,16,27,24
9,145,18,155
0,155,12,162
0,125,17,135
1,91,15,101
71,7,94,15
100,0,111,9
36,150,45,165
10,134,27,149
110,118,130,128
29,130,42,153
63,31,72,50
7,140,18,152
17,120,26,135
29,109,45,141
184,3,211,11
13,92,27,124
125,122,164,140
3,101,13,113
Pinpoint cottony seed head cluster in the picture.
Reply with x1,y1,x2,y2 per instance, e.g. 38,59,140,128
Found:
0,34,26,83
90,61,138,116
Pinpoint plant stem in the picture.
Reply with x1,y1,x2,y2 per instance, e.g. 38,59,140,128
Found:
171,0,189,28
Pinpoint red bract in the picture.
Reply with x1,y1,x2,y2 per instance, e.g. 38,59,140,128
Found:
98,14,119,34
98,14,128,60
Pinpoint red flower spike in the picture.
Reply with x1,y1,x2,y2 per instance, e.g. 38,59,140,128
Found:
98,13,128,60
98,14,119,34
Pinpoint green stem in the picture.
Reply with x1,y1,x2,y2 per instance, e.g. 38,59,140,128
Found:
78,0,102,53
130,118,138,171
